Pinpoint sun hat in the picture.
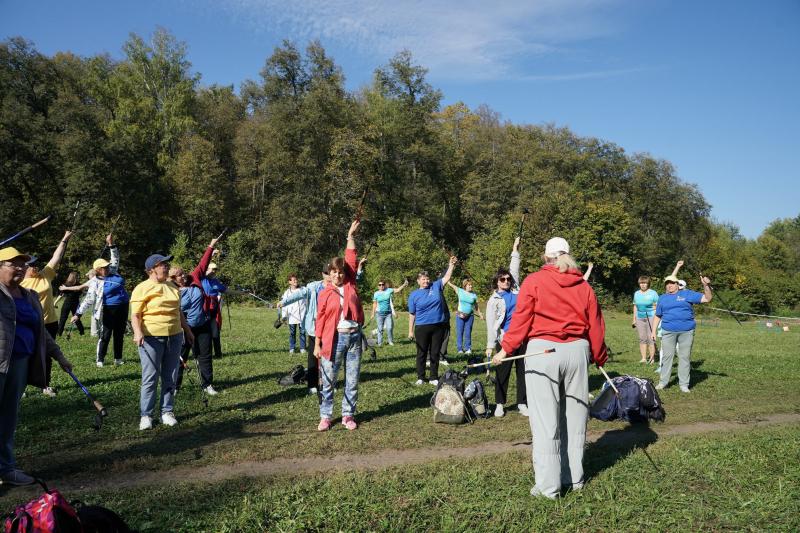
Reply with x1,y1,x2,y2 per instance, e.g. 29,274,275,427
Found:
93,258,110,270
208,262,218,271
664,275,680,283
0,247,32,263
544,237,570,258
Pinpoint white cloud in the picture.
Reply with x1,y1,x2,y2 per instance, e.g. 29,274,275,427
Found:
216,0,630,81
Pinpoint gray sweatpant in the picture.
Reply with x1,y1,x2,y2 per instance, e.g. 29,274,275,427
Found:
524,338,590,499
659,329,694,388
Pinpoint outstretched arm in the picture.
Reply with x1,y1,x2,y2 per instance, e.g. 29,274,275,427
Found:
394,279,409,293
671,260,684,278
441,256,458,286
46,230,74,270
700,276,713,303
583,262,593,281
446,281,459,291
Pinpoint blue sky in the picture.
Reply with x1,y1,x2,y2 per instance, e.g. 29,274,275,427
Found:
2,0,798,238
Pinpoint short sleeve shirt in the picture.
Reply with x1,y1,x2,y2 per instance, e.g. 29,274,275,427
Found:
373,288,395,315
407,279,446,326
456,288,478,315
12,295,39,359
20,265,56,324
130,279,183,336
655,290,704,332
633,289,659,318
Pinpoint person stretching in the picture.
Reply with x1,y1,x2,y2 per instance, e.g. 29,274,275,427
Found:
446,278,484,355
371,279,409,346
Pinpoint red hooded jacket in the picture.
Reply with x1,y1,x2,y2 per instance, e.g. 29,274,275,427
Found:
500,264,608,366
314,247,364,360
185,246,216,318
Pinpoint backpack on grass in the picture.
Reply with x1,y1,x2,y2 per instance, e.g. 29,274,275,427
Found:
278,365,306,386
590,375,666,423
3,480,81,533
463,379,490,418
431,370,473,424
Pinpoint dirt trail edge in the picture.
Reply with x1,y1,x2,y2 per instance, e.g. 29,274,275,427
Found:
43,412,800,493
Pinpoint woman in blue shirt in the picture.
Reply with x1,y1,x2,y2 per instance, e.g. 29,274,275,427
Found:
652,274,712,392
407,256,457,385
370,279,409,346
632,276,658,364
446,279,484,354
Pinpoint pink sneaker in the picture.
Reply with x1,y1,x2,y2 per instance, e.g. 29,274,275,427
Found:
342,415,358,430
317,418,332,432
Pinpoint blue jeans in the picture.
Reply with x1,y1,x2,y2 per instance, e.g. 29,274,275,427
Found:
319,331,362,419
138,333,182,417
0,357,29,473
376,313,393,345
288,323,306,350
455,313,475,351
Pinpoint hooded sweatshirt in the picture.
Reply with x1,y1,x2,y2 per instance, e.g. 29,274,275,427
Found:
500,264,608,366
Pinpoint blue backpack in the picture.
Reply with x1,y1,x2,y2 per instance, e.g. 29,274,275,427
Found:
590,375,666,423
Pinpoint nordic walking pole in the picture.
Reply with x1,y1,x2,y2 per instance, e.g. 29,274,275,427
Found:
698,271,743,326
354,189,368,221
0,215,52,247
98,214,122,257
465,348,556,368
598,365,619,395
66,369,108,430
517,207,530,241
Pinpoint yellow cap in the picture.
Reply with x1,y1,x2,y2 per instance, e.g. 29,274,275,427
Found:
0,247,32,263
93,258,111,270
208,263,218,270
664,275,680,283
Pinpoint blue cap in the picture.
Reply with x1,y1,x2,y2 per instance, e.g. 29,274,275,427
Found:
144,254,173,271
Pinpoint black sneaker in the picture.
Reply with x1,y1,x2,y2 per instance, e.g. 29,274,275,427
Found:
1,469,35,485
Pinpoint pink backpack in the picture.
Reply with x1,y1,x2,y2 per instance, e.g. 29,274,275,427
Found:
3,481,81,533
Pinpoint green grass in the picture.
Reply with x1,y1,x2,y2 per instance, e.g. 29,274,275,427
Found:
6,307,800,481
49,425,800,532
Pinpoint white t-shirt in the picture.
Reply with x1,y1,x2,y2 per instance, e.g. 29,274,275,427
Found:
281,287,307,325
336,285,359,330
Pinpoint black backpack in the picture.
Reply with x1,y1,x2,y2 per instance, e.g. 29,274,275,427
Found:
278,365,306,386
437,369,464,393
463,379,490,418
590,375,666,423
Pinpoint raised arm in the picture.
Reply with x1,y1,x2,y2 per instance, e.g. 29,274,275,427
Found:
441,256,458,286
190,239,218,284
46,230,74,270
446,281,459,292
583,262,594,281
394,279,409,293
509,237,521,289
59,282,89,292
699,276,713,303
107,234,120,273
671,260,684,278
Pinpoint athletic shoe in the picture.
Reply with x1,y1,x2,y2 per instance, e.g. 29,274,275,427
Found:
530,486,558,500
440,358,450,366
289,349,295,354
465,349,472,355
114,359,124,366
42,387,57,397
139,416,153,430
300,349,307,354
415,379,424,385
318,418,332,432
426,360,430,368
388,342,395,346
204,385,219,396
96,361,104,368
309,387,318,395
161,412,178,426
429,379,439,386
0,469,35,486
494,404,505,417
680,386,691,393
518,404,529,417
342,416,358,430
457,350,464,354
655,383,665,390
655,367,661,374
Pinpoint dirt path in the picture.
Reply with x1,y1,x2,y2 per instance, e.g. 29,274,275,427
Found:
17,412,800,495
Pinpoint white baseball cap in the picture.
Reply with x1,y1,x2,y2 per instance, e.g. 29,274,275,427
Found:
678,279,687,289
544,237,570,258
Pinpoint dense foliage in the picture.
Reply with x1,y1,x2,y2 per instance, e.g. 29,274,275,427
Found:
1,31,797,313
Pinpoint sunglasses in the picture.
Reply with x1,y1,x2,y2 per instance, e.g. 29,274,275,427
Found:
378,283,385,286
498,276,512,282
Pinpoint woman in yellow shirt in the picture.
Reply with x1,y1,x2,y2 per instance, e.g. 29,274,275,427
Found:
130,253,194,431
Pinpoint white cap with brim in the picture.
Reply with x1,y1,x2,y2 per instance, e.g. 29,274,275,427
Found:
0,247,32,263
544,237,570,258
93,258,111,270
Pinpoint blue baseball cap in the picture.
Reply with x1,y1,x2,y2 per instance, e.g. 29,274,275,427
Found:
144,254,173,271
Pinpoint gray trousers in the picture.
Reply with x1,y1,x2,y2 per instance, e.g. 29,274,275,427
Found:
524,338,590,498
659,329,694,388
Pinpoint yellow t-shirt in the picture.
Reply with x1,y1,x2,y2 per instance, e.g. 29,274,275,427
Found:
20,265,57,324
129,279,183,337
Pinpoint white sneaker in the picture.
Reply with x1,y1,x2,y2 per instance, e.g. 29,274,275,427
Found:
161,412,178,426
289,349,295,354
494,404,505,417
655,383,665,390
465,349,472,355
114,359,124,366
96,361,104,368
429,379,438,386
139,416,153,430
309,387,318,395
42,387,57,397
457,350,464,354
300,349,307,354
415,379,424,385
440,359,449,366
518,404,529,417
680,386,691,393
203,385,218,396
388,342,395,346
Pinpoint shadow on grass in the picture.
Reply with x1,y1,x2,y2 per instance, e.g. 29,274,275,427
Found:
29,412,279,481
357,392,432,423
584,423,660,482
663,359,728,388
214,371,286,389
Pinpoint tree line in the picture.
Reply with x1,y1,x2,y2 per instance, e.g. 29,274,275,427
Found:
1,30,798,315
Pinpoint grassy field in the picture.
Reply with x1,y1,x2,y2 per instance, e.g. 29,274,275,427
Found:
2,305,798,531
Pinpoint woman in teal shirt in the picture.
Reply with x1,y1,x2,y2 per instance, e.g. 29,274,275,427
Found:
447,279,484,354
370,279,409,346
632,276,658,364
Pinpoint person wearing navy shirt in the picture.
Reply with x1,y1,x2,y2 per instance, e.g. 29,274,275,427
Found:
407,256,457,385
203,263,227,359
652,274,713,392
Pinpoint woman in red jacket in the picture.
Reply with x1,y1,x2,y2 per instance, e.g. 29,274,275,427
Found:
314,219,364,431
493,237,608,499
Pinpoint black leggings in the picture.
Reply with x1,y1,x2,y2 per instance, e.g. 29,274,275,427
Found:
57,297,84,336
494,345,527,405
209,317,223,358
178,321,213,389
415,323,446,380
306,334,319,390
97,303,128,362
